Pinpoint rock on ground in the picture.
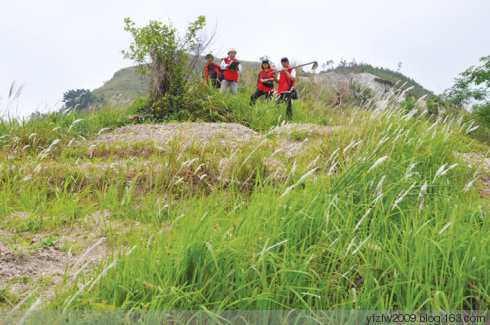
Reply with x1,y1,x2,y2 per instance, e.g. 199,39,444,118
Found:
299,72,391,97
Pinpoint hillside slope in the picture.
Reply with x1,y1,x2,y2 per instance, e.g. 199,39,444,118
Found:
320,64,432,98
91,66,146,104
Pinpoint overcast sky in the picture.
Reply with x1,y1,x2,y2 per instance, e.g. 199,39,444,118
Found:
1,0,489,117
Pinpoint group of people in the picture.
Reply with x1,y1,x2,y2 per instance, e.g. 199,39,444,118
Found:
203,48,298,119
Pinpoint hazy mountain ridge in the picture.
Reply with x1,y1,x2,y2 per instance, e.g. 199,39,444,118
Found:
91,60,431,104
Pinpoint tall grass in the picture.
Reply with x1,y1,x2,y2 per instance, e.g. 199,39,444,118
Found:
43,91,489,311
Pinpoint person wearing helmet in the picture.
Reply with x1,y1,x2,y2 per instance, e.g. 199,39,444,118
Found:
250,59,275,106
273,57,297,119
220,48,241,95
203,54,221,89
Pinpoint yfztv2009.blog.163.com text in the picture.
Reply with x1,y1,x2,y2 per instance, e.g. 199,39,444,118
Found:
365,312,487,324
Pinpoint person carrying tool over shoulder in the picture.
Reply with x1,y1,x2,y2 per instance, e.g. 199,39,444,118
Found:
203,54,221,89
250,59,275,106
273,57,297,119
220,48,241,95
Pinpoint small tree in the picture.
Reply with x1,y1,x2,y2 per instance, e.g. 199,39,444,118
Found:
122,16,210,119
397,62,402,72
444,54,490,141
443,54,489,107
338,59,347,73
320,60,334,72
62,89,94,111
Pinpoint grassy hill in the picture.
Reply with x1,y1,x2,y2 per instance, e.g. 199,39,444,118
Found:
91,66,147,104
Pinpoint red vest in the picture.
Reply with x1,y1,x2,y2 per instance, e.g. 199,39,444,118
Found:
257,69,275,92
222,57,239,82
277,69,295,95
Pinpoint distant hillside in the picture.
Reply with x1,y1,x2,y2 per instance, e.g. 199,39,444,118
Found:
320,64,432,98
91,58,260,105
91,60,431,105
91,67,146,104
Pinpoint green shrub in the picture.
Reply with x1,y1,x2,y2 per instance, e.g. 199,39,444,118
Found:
425,95,445,115
472,102,490,128
400,96,417,112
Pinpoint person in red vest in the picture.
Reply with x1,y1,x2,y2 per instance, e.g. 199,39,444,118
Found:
220,48,241,95
203,54,221,89
273,57,297,119
250,59,275,106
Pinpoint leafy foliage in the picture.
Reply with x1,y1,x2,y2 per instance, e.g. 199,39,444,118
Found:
442,54,490,142
425,95,449,116
444,54,489,107
472,102,490,128
461,55,490,88
400,96,417,112
122,16,207,120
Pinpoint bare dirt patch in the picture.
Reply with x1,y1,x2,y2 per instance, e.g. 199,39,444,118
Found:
0,241,72,294
94,123,258,146
454,152,490,198
65,123,341,185
454,152,490,173
0,211,129,304
18,122,343,197
272,123,341,137
90,122,340,158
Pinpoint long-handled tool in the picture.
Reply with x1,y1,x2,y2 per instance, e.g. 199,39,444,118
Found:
273,61,319,73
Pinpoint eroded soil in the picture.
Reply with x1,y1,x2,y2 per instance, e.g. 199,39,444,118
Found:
0,211,129,306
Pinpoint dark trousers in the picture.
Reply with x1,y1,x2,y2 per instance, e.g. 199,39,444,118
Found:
277,92,293,119
250,89,273,106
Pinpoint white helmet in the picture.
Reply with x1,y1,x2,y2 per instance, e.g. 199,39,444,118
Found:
228,48,237,54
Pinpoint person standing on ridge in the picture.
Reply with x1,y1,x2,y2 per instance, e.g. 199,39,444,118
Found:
250,59,275,106
203,54,221,89
220,48,241,95
335,92,341,107
273,57,297,119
